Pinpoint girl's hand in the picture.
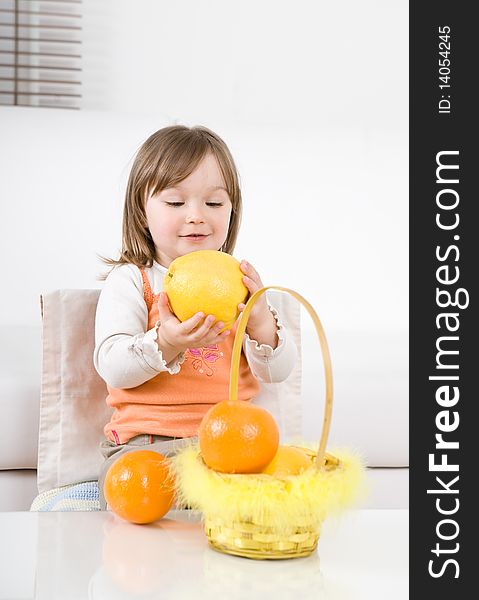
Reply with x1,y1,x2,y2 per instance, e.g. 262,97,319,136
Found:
238,260,279,349
156,292,230,364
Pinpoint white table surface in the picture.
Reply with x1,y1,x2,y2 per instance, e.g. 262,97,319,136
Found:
0,509,408,600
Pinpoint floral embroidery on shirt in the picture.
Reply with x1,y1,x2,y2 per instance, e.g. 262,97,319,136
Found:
184,345,224,376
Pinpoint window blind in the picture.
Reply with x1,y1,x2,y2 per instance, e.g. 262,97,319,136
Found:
0,0,82,109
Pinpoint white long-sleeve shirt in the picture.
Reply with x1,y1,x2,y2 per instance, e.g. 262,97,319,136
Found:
94,261,298,389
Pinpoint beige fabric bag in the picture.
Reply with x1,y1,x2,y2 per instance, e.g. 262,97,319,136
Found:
37,289,302,494
38,290,111,493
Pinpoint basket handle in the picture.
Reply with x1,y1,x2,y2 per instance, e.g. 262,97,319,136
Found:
229,286,333,471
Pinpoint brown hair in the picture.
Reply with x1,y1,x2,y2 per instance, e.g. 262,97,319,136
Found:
99,125,242,278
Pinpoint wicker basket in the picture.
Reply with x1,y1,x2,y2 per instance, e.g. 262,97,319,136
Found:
174,286,363,560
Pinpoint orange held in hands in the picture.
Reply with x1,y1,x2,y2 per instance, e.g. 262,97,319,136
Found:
163,250,248,331
198,400,279,473
103,450,175,524
261,445,313,477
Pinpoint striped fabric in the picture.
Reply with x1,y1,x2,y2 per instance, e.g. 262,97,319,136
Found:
30,481,100,512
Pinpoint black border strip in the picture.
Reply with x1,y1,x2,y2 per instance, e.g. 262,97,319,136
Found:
410,1,476,595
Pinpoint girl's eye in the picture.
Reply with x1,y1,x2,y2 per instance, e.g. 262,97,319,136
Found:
165,202,184,207
206,202,223,207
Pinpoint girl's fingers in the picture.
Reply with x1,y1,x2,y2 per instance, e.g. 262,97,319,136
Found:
160,299,230,346
184,325,231,349
181,311,205,334
157,292,177,324
207,330,230,345
188,315,221,339
242,275,260,294
214,321,225,333
157,292,168,310
195,320,229,345
241,260,262,285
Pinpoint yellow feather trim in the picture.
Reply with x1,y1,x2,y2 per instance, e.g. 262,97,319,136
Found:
172,443,366,532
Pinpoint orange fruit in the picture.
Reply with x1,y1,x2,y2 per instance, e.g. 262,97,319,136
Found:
199,400,279,473
103,450,175,524
163,250,248,330
261,445,312,476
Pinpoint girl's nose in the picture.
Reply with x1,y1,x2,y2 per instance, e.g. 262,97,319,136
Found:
186,208,205,223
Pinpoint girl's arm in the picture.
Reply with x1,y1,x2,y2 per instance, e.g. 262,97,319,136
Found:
239,260,278,347
238,260,298,383
94,264,183,389
94,265,230,389
242,304,298,383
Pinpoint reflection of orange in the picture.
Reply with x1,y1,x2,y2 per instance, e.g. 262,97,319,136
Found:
261,446,312,476
199,400,279,473
104,450,175,524
102,519,165,595
100,515,205,596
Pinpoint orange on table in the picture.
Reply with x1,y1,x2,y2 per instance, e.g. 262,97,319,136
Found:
103,450,175,524
198,400,279,473
261,445,312,476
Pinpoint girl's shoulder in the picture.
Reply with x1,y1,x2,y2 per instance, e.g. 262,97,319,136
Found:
102,263,144,294
143,261,168,295
103,262,167,295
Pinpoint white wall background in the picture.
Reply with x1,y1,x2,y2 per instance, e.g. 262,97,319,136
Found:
0,0,408,464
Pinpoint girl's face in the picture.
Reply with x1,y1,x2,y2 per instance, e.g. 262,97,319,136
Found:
146,153,233,268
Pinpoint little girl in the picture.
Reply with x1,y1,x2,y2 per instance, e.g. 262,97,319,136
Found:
94,125,298,509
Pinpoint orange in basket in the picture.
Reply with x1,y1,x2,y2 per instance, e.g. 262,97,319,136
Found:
199,399,279,474
261,445,312,477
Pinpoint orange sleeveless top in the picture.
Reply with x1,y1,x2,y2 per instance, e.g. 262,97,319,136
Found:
104,269,260,443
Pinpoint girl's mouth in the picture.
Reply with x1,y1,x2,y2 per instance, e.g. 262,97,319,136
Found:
182,234,209,239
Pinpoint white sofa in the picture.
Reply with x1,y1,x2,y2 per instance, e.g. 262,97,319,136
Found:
0,319,408,511
0,325,42,510
0,107,408,511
